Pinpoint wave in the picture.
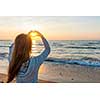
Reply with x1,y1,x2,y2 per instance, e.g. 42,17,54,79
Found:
1,52,100,67
65,46,100,49
80,42,100,46
0,46,10,47
0,53,8,60
0,53,8,56
45,57,100,67
88,41,100,45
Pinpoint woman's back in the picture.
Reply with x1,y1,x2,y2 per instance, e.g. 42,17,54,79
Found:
8,31,50,83
16,57,39,83
16,45,50,83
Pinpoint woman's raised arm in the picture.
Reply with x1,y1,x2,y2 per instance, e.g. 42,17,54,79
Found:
30,31,51,67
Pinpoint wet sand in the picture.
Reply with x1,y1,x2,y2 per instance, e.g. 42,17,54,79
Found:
39,63,100,83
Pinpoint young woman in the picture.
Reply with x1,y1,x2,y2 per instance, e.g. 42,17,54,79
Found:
7,31,51,83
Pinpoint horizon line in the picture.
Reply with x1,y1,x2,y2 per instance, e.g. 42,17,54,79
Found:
0,39,100,41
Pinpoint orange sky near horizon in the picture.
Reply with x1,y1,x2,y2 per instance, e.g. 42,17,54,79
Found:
0,16,100,40
1,32,100,40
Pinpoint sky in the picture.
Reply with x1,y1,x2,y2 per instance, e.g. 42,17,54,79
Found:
0,16,100,40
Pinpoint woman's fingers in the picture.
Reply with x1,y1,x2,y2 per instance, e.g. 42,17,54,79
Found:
32,30,43,37
28,30,43,38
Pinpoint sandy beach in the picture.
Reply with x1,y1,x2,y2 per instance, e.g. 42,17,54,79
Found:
1,63,100,83
39,63,100,83
1,60,100,83
0,63,100,83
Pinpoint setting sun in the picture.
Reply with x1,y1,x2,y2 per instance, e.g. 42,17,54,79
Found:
28,31,39,40
30,32,38,37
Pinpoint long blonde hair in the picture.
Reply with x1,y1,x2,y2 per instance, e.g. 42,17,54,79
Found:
7,34,32,83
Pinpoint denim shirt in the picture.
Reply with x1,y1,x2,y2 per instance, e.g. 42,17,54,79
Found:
8,38,50,83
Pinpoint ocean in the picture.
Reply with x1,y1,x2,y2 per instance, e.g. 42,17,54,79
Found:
1,40,100,66
0,40,100,82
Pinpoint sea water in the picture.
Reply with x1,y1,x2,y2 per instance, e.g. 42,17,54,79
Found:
0,40,100,75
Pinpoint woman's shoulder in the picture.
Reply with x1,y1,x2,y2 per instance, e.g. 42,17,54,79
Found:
29,56,38,63
30,55,42,65
30,55,40,60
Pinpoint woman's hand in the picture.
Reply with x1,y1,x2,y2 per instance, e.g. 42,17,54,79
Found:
28,30,43,38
